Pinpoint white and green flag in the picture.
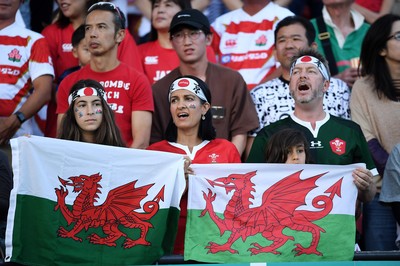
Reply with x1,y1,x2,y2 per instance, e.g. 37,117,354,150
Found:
6,136,185,265
185,163,359,263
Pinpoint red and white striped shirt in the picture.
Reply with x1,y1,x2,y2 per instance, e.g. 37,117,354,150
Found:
211,2,293,89
0,22,54,136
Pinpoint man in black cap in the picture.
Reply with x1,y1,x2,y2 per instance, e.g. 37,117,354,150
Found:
151,9,258,158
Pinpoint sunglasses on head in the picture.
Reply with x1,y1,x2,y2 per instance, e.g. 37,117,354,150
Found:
87,2,125,28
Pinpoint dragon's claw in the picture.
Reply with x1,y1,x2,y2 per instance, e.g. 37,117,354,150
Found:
248,242,281,255
293,244,322,256
250,242,262,248
123,238,150,248
205,241,238,254
57,227,82,242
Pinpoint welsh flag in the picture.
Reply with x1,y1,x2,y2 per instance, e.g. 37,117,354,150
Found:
6,136,186,265
185,163,359,263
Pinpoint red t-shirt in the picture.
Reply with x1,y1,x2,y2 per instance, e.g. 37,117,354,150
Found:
42,23,76,80
57,63,154,146
147,139,241,254
42,24,145,138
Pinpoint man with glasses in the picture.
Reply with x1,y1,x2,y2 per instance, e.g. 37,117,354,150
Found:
56,2,154,149
151,9,258,157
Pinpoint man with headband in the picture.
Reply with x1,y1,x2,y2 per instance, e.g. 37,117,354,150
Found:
247,48,377,203
247,16,350,158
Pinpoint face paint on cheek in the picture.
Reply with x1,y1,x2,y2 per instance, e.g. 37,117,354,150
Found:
95,109,102,115
74,107,83,118
188,104,197,109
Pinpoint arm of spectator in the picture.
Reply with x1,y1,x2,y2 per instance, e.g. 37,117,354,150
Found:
191,0,210,11
231,134,247,157
132,0,152,20
131,110,152,149
352,0,394,24
0,75,52,144
353,167,377,202
367,139,389,177
334,67,358,88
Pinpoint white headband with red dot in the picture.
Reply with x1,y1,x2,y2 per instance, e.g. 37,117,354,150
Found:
68,87,107,105
168,77,208,103
290,55,330,81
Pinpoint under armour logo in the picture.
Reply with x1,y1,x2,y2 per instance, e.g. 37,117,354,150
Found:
310,141,322,147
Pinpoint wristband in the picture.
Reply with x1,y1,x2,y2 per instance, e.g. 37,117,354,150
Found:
15,111,26,124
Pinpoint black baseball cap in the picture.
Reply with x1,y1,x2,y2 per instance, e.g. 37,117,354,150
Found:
169,9,210,34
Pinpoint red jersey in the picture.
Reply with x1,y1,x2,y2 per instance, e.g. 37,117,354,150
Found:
57,63,153,146
41,23,75,80
147,139,241,254
138,40,216,84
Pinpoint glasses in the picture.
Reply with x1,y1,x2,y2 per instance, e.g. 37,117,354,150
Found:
171,30,203,43
387,32,400,41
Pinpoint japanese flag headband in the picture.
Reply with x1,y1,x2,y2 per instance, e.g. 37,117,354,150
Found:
168,77,208,103
290,55,330,81
68,87,107,105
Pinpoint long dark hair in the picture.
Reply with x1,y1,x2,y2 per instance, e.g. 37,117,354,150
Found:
165,75,216,142
147,0,192,42
265,128,311,163
359,14,400,100
58,79,125,147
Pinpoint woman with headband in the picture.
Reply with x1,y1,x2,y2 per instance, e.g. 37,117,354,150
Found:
58,79,125,147
147,75,241,254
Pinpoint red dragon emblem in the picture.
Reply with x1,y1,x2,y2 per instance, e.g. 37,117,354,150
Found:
200,170,343,256
54,173,164,248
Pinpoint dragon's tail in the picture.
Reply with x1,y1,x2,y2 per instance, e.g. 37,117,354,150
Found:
297,177,342,221
297,195,333,221
134,200,160,221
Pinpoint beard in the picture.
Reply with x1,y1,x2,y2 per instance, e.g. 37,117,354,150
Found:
290,86,325,104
